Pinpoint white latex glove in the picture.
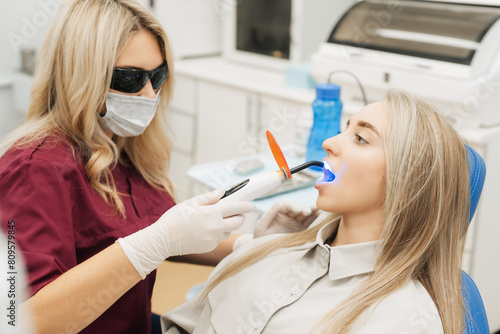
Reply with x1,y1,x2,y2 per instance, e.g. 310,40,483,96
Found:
253,201,319,238
118,188,254,278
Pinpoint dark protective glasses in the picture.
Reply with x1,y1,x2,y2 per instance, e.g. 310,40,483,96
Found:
110,61,168,93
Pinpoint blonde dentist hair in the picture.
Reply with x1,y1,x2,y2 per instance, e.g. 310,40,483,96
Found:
201,90,469,334
0,0,175,215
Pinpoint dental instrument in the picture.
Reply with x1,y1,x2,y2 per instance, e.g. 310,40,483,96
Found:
220,131,334,202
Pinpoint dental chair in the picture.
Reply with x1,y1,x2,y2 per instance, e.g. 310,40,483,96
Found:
463,145,489,334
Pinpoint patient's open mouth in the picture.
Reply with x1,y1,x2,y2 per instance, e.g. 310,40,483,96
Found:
319,161,336,183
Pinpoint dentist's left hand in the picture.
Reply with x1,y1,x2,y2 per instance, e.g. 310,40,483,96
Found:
118,188,254,278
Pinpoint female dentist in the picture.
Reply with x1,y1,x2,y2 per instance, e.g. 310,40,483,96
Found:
0,1,317,333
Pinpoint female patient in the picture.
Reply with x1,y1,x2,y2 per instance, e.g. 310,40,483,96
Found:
162,90,469,334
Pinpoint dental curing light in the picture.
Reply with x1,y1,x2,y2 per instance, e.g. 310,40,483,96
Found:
220,131,329,202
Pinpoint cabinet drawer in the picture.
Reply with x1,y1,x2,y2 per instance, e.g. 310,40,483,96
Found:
166,110,195,154
170,75,196,114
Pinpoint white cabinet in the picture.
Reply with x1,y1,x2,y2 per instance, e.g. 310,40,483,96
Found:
258,95,312,148
195,82,249,163
166,76,197,201
168,150,194,201
169,75,197,114
168,79,253,201
166,111,195,154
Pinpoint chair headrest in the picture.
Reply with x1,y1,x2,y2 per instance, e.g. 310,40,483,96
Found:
466,145,486,223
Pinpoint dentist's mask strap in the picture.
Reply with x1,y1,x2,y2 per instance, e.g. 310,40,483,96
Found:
99,91,161,137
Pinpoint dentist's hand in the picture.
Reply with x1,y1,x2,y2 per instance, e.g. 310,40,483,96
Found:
253,202,319,238
118,188,254,278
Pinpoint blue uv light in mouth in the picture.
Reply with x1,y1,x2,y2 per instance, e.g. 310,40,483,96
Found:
289,160,335,183
319,161,336,183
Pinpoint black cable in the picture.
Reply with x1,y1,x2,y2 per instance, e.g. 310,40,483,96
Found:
327,70,368,106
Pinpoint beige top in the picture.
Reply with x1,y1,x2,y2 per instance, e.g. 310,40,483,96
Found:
161,220,443,334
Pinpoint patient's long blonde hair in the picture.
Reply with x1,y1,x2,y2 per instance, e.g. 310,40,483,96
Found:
1,0,175,215
202,90,469,333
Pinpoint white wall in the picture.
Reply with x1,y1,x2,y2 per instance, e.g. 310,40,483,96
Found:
0,0,62,74
0,0,63,137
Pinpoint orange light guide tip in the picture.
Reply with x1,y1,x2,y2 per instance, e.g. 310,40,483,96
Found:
266,130,292,179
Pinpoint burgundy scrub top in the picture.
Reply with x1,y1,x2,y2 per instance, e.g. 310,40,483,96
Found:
0,135,176,333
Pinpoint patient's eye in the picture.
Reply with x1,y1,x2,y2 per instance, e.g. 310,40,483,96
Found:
355,133,367,144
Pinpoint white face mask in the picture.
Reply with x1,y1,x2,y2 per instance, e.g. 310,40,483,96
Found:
99,91,161,137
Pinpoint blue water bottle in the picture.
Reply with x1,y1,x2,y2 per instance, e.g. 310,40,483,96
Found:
306,83,342,170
